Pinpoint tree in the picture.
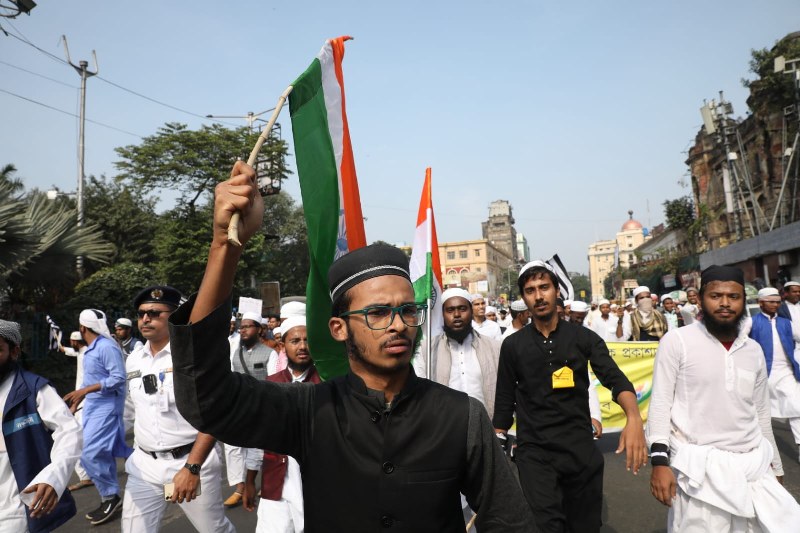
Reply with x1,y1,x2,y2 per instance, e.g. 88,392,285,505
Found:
62,262,153,324
743,33,800,116
114,123,291,212
568,272,591,301
0,165,115,313
83,175,160,265
663,196,695,230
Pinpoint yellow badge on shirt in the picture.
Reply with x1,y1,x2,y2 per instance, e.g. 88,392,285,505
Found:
552,366,574,389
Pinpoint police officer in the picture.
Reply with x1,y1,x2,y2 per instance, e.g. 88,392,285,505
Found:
121,286,234,533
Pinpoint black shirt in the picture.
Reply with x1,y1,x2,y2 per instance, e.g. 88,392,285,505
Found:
493,320,635,462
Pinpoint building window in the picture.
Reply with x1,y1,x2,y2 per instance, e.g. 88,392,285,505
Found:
474,249,480,257
476,267,482,272
447,251,455,260
459,250,468,259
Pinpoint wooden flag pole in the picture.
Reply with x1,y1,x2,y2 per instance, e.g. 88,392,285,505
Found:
228,85,294,246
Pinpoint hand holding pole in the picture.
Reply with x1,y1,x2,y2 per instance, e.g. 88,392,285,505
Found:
227,85,294,246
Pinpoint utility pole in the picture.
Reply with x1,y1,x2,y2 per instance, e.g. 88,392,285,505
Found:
62,35,98,279
700,92,743,242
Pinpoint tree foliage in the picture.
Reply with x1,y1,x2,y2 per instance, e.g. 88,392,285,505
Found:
663,196,695,230
83,175,160,265
114,123,291,211
743,33,800,116
0,165,115,312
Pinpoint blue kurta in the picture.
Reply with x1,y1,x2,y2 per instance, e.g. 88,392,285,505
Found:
80,335,131,497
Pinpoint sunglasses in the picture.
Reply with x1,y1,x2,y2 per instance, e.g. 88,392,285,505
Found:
137,309,169,319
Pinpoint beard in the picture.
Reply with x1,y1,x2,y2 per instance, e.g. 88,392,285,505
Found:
443,321,473,344
0,358,17,383
288,356,312,373
345,331,411,377
702,306,745,339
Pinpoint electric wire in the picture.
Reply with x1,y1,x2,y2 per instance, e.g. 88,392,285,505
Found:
0,88,142,138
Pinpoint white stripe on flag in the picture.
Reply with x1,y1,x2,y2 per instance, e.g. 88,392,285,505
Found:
46,315,62,351
547,255,575,301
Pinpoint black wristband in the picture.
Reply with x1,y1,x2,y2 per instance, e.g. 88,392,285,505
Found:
650,443,669,467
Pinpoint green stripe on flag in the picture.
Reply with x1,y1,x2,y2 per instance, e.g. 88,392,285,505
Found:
289,58,349,379
412,253,433,304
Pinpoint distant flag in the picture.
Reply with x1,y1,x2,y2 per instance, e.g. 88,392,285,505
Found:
46,315,62,351
410,168,443,347
546,254,575,302
289,36,367,379
613,243,620,269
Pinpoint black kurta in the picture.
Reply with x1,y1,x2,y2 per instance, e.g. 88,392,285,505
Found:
169,296,533,532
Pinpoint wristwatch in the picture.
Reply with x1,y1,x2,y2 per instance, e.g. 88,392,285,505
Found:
184,463,201,475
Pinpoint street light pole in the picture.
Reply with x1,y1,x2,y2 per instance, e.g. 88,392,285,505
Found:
63,36,98,278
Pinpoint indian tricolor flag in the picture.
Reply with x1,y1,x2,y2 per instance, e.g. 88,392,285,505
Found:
289,36,366,379
410,168,443,344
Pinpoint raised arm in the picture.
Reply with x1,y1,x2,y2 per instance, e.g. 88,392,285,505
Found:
190,161,265,324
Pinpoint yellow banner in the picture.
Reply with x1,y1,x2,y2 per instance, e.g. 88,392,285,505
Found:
589,341,658,431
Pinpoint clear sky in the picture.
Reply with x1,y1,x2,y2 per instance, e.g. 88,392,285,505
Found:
2,1,799,275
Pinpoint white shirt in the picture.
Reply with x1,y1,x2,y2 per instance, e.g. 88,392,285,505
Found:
589,314,630,342
471,319,502,340
646,321,783,475
680,303,699,326
63,345,87,390
125,341,197,451
0,372,82,532
446,334,486,407
501,324,523,340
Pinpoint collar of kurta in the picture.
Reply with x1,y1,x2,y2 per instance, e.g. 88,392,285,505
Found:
345,366,421,410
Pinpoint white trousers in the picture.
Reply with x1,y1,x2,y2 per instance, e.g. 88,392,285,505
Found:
73,408,89,481
255,455,304,533
121,447,235,533
224,443,245,486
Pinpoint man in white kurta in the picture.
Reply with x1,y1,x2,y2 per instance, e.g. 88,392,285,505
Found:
647,266,800,532
1,320,82,533
59,331,93,490
750,287,800,463
589,300,631,342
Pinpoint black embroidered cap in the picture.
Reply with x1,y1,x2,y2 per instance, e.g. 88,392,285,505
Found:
328,244,410,304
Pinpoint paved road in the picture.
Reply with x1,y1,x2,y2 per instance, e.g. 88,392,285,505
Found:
59,422,800,532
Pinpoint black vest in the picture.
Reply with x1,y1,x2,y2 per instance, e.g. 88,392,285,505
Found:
303,372,469,532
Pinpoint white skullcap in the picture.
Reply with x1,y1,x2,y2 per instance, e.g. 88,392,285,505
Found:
471,294,485,302
758,287,781,301
70,331,82,341
280,316,306,336
632,286,650,298
280,301,306,319
510,299,528,312
564,300,573,307
571,301,590,313
115,317,133,328
441,288,472,304
231,315,236,322
241,312,262,324
660,294,673,303
79,309,113,339
518,260,555,279
272,327,282,336
598,299,610,306
485,305,498,314
785,281,800,288
610,303,619,310
625,299,634,307
261,317,269,325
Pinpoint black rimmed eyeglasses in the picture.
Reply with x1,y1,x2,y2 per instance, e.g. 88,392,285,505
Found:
339,303,427,331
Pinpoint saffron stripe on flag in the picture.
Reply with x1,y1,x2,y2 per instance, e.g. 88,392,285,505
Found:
410,168,443,342
289,36,366,380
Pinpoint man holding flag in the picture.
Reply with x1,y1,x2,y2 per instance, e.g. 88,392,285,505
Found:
168,161,532,532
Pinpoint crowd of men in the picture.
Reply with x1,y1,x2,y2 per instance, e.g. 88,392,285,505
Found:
2,160,800,532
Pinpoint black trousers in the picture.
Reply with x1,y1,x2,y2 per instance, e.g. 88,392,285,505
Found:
515,445,604,533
